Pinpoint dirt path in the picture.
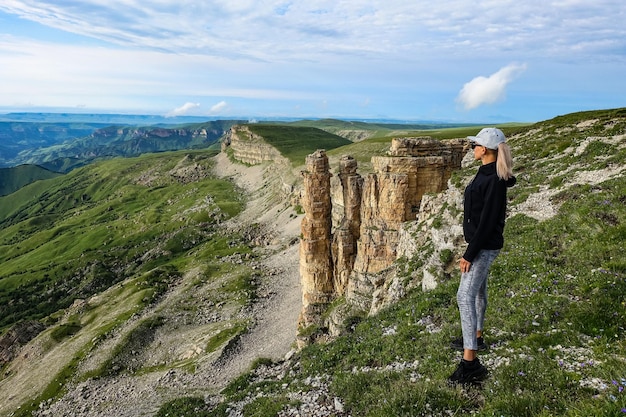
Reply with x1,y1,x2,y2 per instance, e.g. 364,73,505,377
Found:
181,152,304,389
197,243,301,389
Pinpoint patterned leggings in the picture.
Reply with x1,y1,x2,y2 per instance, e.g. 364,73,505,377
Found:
457,249,500,350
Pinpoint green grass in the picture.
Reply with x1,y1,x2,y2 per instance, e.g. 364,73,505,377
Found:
155,397,214,417
0,164,62,196
205,322,249,353
0,149,244,333
245,124,352,165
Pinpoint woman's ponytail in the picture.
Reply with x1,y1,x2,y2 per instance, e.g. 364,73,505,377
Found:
496,142,513,181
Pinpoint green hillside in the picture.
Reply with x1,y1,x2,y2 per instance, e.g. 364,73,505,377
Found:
0,149,246,332
1,111,625,416
0,164,63,196
245,124,352,165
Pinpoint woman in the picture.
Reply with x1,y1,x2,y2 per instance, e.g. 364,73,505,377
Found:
448,127,516,385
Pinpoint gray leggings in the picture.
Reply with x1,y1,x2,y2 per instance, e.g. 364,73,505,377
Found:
457,249,500,350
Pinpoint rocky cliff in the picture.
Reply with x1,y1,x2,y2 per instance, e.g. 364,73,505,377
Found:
298,137,465,344
0,321,45,366
222,125,289,166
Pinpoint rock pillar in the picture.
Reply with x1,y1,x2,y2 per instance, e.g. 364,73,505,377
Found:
298,138,466,342
298,150,334,339
331,156,363,296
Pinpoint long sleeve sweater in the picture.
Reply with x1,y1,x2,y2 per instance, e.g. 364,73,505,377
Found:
462,162,516,262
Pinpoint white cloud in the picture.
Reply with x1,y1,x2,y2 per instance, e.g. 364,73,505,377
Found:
456,63,528,111
209,101,228,114
165,102,200,117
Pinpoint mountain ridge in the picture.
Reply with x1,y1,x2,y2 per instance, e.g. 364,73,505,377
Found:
0,164,62,196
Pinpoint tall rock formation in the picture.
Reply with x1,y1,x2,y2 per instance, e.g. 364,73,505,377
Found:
348,137,465,310
298,150,334,343
298,137,465,343
331,156,363,297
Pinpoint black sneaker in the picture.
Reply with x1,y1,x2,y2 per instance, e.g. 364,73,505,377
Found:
450,336,488,351
448,359,488,386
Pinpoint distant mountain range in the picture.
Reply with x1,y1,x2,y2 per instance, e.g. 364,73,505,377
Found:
0,118,246,169
0,115,247,195
0,112,222,124
0,112,483,197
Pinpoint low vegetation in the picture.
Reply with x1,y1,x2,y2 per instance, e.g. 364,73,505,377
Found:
0,150,247,332
245,124,352,165
0,164,62,196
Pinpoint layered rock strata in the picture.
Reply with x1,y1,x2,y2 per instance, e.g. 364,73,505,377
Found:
331,156,363,297
298,151,335,338
298,137,465,342
222,125,287,166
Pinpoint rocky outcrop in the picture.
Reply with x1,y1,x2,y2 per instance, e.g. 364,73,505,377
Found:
220,125,298,210
0,321,45,366
331,156,363,297
222,125,289,166
298,137,465,342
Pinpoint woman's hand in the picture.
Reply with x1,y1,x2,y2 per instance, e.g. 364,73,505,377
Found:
460,258,472,273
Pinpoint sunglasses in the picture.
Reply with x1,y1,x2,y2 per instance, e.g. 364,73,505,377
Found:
470,142,482,149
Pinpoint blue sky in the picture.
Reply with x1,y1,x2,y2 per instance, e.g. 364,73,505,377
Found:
0,1,625,123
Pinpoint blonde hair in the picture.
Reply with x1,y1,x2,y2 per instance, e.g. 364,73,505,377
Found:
495,142,513,180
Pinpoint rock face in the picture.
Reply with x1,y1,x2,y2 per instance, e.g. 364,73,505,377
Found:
298,137,465,343
331,156,363,297
220,125,298,207
222,125,288,166
298,151,335,338
0,321,45,366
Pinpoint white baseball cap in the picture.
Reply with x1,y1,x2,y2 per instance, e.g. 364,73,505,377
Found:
467,127,506,150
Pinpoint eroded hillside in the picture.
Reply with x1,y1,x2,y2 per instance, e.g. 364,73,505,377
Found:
0,146,305,417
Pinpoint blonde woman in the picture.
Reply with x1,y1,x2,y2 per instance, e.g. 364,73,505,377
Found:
449,127,516,385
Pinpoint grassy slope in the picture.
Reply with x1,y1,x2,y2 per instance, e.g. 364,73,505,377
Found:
0,148,263,416
0,149,246,331
245,124,352,166
172,109,626,416
0,164,62,196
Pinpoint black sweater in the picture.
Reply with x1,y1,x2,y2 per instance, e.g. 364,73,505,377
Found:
462,162,516,262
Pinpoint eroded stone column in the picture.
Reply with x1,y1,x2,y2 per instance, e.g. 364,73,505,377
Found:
346,137,465,311
332,156,363,296
298,150,334,341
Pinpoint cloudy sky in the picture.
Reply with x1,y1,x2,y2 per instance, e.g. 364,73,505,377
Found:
0,1,625,122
